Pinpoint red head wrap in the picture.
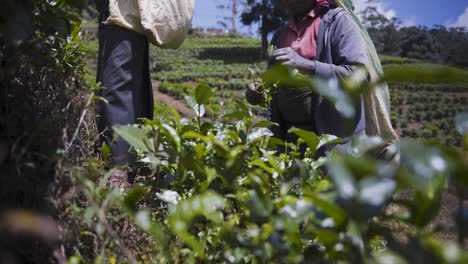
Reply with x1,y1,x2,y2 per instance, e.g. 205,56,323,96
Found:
317,0,331,13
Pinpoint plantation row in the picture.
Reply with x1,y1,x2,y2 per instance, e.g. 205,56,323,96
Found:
73,28,468,262
158,80,468,146
72,82,468,262
149,38,433,90
390,85,468,145
150,37,266,85
158,81,267,118
149,36,468,147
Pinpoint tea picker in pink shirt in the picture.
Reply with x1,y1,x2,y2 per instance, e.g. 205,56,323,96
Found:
246,0,368,156
276,0,323,68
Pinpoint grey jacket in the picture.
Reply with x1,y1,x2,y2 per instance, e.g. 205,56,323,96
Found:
271,7,367,145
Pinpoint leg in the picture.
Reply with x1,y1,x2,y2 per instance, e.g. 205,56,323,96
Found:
96,24,152,166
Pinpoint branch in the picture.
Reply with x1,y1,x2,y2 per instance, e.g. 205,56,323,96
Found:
65,92,94,153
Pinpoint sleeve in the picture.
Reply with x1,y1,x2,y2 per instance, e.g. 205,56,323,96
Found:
314,12,368,79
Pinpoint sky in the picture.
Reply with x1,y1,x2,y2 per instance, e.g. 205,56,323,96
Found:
192,0,468,36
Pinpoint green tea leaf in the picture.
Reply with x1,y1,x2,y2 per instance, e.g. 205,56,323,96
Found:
194,83,213,105
251,120,277,129
307,194,347,227
113,125,154,153
123,186,147,213
100,143,110,160
135,210,166,246
289,128,320,153
455,112,468,136
185,95,205,117
318,134,343,150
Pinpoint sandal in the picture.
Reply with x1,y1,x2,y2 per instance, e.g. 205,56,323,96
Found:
109,169,132,190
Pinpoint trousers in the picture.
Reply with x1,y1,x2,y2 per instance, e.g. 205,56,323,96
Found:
96,23,154,165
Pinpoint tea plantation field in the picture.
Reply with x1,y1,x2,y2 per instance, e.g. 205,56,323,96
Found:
149,36,468,146
69,23,468,263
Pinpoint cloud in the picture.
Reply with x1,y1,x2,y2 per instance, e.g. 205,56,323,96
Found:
351,0,418,28
352,0,397,20
445,7,468,29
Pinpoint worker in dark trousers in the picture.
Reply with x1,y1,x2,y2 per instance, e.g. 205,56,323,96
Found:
95,0,154,188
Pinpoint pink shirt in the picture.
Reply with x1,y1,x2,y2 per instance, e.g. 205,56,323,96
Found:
281,8,322,60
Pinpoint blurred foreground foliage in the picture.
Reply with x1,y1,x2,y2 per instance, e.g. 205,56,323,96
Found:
1,1,467,264
68,67,468,263
0,0,94,262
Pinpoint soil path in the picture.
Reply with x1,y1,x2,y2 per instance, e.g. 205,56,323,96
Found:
152,80,195,118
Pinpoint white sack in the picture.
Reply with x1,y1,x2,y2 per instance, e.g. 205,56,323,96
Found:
107,0,195,49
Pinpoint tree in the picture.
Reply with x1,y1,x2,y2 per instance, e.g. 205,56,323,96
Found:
216,0,243,33
400,26,442,62
360,5,400,55
429,25,468,67
241,0,287,58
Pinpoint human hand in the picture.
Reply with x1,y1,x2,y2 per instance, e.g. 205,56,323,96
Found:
245,82,264,105
272,47,316,72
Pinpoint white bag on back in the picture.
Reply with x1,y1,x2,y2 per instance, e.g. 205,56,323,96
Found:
106,0,195,49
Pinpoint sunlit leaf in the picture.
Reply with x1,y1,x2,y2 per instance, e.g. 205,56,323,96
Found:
327,158,357,200
373,250,409,264
455,112,468,136
262,65,309,89
247,128,272,143
168,192,225,259
306,194,347,227
311,78,356,118
159,122,181,152
194,83,213,105
100,143,110,160
185,95,205,117
398,139,450,193
223,110,248,120
181,131,209,143
157,190,181,205
289,128,320,153
318,134,343,150
233,98,252,118
135,210,166,246
251,120,277,129
278,199,313,222
113,125,155,153
357,177,396,219
314,229,340,246
250,159,274,174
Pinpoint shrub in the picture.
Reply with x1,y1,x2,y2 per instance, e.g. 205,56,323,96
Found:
0,0,91,262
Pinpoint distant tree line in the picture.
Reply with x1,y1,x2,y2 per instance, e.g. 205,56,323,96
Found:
362,6,468,68
239,1,468,65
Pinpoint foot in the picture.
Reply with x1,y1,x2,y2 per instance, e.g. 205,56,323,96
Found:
109,169,132,190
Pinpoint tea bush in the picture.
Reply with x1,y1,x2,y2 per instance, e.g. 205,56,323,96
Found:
0,0,94,262
2,5,468,263
67,67,468,263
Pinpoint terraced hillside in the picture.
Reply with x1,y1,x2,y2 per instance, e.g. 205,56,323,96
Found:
149,36,468,146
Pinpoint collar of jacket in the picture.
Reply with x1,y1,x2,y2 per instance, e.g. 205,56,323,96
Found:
316,7,346,61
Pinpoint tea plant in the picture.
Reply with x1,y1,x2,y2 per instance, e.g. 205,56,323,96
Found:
69,66,468,263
